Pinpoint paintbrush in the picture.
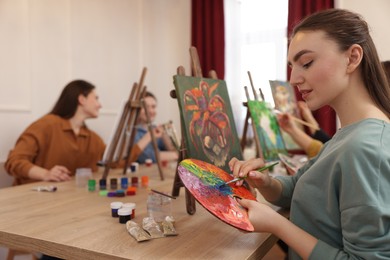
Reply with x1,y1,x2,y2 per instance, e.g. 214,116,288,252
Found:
221,161,279,186
148,188,176,199
273,109,319,131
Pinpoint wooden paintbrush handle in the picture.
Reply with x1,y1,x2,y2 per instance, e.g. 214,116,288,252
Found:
291,116,320,131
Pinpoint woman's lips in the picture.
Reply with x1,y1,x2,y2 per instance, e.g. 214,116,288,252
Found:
300,89,312,100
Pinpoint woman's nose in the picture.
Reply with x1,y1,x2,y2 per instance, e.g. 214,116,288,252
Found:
289,68,303,88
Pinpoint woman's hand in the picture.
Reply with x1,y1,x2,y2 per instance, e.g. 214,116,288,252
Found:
44,165,71,182
228,157,273,189
152,125,164,138
277,113,297,134
237,198,279,233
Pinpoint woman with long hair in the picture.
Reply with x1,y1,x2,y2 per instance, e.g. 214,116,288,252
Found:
6,80,105,185
230,9,390,259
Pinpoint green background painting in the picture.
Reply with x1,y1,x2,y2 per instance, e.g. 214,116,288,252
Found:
173,75,242,172
247,100,287,161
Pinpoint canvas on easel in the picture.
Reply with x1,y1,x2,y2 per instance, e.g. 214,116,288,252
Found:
247,99,288,162
173,76,242,173
240,71,285,159
170,46,243,215
101,67,165,180
269,80,302,151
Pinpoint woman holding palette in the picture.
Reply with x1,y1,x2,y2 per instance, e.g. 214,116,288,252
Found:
229,9,390,259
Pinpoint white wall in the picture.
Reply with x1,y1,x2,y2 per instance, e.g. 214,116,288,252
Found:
1,0,389,167
0,0,190,164
336,0,390,61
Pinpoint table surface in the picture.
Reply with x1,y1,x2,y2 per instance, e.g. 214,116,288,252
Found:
0,164,282,260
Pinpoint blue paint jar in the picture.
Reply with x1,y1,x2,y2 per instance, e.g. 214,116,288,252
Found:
121,177,128,189
110,201,123,217
99,179,107,190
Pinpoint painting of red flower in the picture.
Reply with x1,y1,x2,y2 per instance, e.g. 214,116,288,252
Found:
174,76,242,172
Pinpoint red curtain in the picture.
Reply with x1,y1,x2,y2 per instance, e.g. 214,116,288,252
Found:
191,0,225,79
288,0,336,136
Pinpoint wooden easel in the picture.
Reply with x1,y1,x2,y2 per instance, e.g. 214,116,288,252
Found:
240,71,264,159
170,46,218,215
101,67,164,181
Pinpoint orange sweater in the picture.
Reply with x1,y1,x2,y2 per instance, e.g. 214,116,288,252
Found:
5,114,105,185
305,139,324,158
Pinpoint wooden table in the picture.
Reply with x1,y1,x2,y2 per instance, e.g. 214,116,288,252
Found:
0,165,281,259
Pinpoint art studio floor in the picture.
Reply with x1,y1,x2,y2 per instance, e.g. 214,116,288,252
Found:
0,246,40,260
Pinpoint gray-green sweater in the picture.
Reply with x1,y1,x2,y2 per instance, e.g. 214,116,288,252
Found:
275,119,390,260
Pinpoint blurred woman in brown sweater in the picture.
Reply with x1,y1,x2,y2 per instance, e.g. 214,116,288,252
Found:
5,80,105,185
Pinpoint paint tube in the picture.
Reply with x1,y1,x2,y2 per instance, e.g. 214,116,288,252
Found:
126,221,151,242
142,217,164,239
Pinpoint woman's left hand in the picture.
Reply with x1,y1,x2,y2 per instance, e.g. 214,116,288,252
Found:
237,198,279,233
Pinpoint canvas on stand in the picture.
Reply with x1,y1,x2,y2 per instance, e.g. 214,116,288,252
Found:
173,75,242,172
247,100,287,161
269,80,302,151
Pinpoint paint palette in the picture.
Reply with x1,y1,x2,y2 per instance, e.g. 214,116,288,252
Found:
177,158,257,231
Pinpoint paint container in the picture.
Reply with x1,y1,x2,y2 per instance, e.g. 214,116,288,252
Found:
116,190,126,197
99,179,107,190
126,187,136,196
141,176,149,187
145,159,153,167
110,201,123,217
99,190,108,196
121,177,128,189
88,179,96,192
108,192,117,197
130,162,138,172
110,178,117,190
131,177,139,187
147,192,172,222
118,208,132,224
122,203,136,219
162,160,168,167
128,186,137,192
126,190,136,196
75,168,92,188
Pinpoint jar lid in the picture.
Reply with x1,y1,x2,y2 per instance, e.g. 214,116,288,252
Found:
110,201,123,209
99,190,108,196
122,202,136,209
118,208,132,216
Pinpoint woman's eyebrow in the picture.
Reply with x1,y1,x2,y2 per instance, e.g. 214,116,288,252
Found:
288,49,314,66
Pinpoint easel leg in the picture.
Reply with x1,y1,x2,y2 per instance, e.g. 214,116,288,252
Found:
172,157,196,214
241,109,250,151
185,189,196,215
172,167,183,197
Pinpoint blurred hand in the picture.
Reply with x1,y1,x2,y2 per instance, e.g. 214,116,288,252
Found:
152,125,164,138
277,113,297,134
44,165,71,182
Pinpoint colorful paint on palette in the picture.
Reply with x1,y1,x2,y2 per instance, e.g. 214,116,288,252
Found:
178,158,256,231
